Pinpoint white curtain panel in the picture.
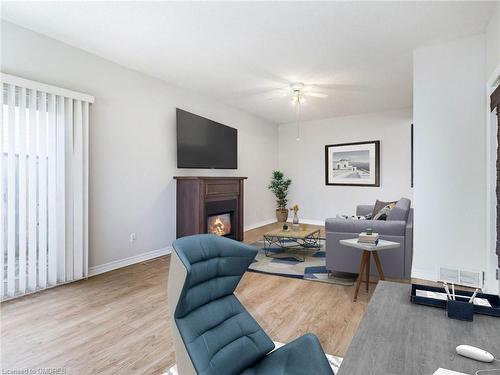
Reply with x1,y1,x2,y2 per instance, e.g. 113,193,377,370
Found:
0,73,94,300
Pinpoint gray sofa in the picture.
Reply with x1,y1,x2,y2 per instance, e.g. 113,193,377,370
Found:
325,198,413,279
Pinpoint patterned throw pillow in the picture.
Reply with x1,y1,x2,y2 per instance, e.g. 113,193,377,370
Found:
372,200,397,218
373,202,396,220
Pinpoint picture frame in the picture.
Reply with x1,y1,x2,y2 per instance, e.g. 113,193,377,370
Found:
325,140,380,186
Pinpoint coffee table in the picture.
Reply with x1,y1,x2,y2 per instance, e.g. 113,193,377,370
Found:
339,238,400,301
263,225,321,262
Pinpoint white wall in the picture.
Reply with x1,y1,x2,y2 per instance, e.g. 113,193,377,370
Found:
278,108,413,223
486,2,500,79
1,21,278,269
413,35,488,286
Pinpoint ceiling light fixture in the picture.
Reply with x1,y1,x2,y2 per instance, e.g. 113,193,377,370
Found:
292,89,303,141
295,104,301,141
290,86,305,105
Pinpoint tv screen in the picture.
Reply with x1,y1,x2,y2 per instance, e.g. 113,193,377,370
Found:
176,108,237,169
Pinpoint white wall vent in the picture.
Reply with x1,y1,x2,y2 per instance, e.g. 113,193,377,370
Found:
439,268,483,289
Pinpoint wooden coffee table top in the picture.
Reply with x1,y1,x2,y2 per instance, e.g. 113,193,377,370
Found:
263,225,320,239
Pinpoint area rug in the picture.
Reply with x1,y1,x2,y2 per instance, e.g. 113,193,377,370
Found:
163,341,343,374
247,239,356,286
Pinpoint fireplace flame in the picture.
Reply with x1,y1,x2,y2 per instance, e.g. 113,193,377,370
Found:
208,214,232,236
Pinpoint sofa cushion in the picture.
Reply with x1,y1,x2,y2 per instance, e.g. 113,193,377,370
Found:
242,333,334,375
386,198,411,221
325,217,406,236
336,214,371,220
372,200,397,218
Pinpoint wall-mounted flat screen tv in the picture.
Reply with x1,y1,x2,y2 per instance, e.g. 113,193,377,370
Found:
176,108,237,169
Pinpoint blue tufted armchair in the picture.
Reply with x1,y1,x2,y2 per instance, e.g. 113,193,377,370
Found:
168,234,334,375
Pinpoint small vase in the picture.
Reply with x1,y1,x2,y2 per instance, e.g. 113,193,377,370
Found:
292,212,299,231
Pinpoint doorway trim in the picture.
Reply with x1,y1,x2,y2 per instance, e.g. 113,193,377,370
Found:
485,63,500,294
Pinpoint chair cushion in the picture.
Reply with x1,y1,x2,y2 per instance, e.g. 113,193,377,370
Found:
176,294,275,375
241,333,334,375
172,234,275,375
173,234,259,318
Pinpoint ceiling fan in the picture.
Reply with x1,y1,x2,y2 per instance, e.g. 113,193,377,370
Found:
288,82,328,103
266,82,329,103
243,81,331,140
235,78,362,140
234,76,363,103
286,82,329,142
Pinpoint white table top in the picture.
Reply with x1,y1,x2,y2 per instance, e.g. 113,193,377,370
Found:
339,238,401,251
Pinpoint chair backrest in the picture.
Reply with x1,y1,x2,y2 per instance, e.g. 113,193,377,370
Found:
168,234,274,375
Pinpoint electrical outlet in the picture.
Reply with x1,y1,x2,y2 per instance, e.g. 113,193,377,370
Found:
130,233,136,243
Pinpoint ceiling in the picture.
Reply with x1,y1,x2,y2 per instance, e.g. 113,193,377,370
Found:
1,1,496,124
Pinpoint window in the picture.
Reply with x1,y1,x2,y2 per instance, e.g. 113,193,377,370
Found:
1,74,93,300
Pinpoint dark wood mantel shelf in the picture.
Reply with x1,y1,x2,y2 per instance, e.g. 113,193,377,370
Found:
174,176,248,180
174,176,247,241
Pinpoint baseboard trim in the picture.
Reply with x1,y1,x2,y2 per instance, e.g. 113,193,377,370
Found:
88,246,172,277
301,218,325,226
244,219,276,232
411,267,437,282
286,218,325,226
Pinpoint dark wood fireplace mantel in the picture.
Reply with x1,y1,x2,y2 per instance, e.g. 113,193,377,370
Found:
174,176,247,241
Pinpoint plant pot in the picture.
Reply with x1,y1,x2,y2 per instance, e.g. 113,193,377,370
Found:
276,209,288,223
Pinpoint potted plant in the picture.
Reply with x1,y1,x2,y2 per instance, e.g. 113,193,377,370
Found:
268,171,292,222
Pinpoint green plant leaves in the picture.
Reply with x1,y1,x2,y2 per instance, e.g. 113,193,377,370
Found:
267,170,291,209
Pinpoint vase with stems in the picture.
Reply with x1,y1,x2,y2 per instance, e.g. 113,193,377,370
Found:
290,204,300,231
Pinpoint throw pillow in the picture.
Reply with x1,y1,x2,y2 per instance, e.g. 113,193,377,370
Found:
373,202,397,220
336,214,372,220
372,200,397,218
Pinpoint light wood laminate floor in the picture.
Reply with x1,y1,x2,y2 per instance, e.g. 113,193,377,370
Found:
2,223,379,374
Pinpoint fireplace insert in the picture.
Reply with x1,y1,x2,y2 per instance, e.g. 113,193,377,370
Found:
207,212,232,237
205,199,239,240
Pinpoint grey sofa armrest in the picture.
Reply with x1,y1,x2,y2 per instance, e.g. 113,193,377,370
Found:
405,209,413,235
325,218,406,236
356,205,374,216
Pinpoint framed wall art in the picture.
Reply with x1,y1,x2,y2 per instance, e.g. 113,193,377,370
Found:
325,140,380,186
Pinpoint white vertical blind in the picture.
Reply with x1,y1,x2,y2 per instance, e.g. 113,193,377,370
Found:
38,91,48,289
7,84,16,297
82,101,89,278
28,88,37,292
48,93,57,285
65,98,74,282
73,100,83,280
0,80,4,298
1,73,94,300
18,87,27,294
56,96,66,283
